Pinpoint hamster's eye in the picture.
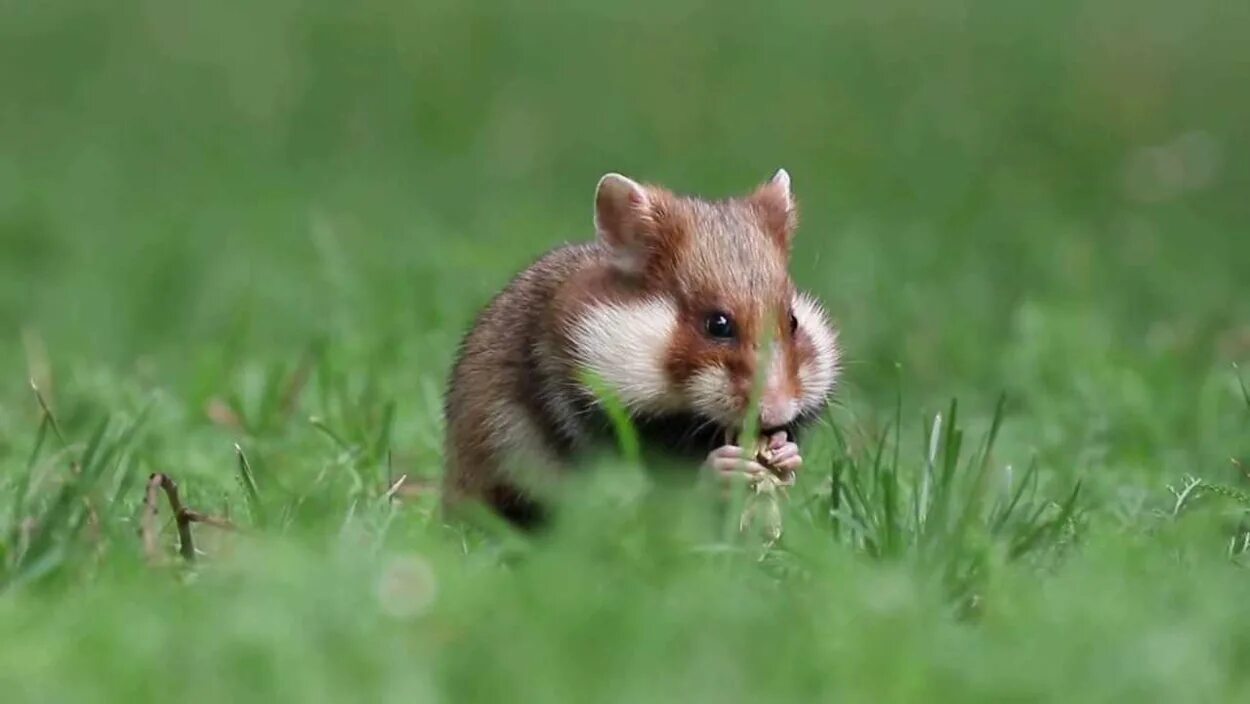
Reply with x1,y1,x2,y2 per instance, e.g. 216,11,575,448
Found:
704,311,736,340
789,312,798,335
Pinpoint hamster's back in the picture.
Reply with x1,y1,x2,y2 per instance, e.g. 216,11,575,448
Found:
442,242,602,526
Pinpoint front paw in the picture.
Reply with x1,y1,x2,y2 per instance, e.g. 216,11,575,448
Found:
758,430,802,480
703,445,771,483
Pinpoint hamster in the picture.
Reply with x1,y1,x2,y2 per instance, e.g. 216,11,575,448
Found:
443,170,840,528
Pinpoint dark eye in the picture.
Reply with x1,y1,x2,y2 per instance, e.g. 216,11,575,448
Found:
789,312,798,335
704,311,736,340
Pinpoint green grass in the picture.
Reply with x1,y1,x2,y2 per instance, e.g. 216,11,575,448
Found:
3,0,1250,701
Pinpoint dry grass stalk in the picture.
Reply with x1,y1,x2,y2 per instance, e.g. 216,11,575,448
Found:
142,473,236,564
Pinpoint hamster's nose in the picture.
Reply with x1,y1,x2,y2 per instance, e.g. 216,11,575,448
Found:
759,392,798,430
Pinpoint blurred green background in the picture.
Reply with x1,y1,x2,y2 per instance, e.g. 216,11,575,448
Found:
5,0,1247,375
2,0,1250,701
5,0,1248,440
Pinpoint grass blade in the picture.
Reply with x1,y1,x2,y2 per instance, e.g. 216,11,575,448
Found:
1009,480,1082,560
991,456,1040,534
235,444,266,526
372,400,397,464
78,416,111,476
872,424,898,556
12,416,50,527
24,414,50,473
29,380,67,448
579,371,640,465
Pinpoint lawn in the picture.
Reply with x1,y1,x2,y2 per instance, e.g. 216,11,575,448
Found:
2,1,1249,701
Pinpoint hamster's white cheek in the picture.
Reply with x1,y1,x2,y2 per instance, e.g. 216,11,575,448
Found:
797,362,831,411
568,297,684,413
686,366,739,423
792,293,840,409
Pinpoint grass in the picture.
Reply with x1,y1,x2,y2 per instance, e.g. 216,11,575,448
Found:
2,0,1250,701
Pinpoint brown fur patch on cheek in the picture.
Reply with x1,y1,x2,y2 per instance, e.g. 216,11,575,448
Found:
723,351,755,408
777,298,804,399
664,315,722,387
664,308,759,406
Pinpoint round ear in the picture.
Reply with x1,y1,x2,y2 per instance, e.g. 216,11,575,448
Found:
751,168,798,247
595,173,660,272
768,169,793,208
594,173,649,249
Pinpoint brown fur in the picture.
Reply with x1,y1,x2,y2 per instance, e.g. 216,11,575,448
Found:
444,173,836,528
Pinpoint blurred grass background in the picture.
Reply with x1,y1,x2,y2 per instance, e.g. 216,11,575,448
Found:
1,0,1249,701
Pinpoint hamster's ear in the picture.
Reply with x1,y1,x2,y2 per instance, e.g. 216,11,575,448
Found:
595,173,654,270
750,168,798,247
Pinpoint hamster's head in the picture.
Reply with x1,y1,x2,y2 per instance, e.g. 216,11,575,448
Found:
570,169,840,438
